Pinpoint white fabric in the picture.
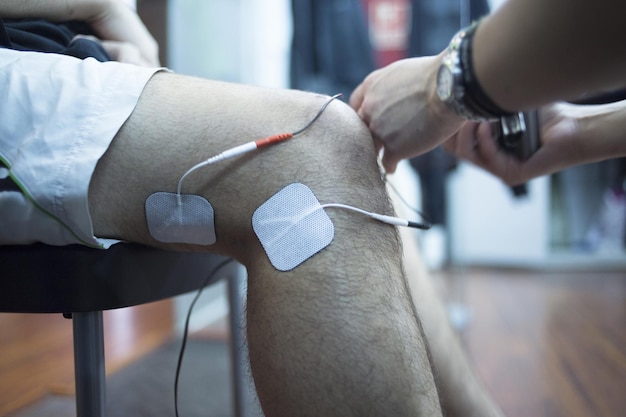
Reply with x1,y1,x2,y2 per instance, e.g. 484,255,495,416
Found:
0,48,161,248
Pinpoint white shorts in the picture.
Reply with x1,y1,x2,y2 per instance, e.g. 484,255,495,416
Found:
0,48,163,248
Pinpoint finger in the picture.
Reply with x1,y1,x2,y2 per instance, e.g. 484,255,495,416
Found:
72,34,99,43
372,136,384,156
88,5,160,67
100,40,150,66
381,149,399,174
442,132,459,155
474,123,505,168
473,122,525,184
454,122,481,163
349,83,364,111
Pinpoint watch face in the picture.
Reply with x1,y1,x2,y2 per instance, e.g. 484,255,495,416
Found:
436,65,453,102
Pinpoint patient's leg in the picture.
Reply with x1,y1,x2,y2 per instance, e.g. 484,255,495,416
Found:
394,203,505,417
89,72,442,416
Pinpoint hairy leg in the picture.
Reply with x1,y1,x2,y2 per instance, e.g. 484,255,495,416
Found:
89,72,442,416
391,192,505,417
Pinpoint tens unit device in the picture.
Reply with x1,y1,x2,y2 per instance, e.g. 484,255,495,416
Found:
496,110,541,161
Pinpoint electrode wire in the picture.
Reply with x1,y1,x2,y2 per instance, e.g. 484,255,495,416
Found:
174,257,234,417
176,94,343,202
321,203,431,229
383,174,432,229
292,93,343,136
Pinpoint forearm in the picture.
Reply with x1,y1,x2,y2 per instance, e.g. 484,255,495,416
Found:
474,0,626,112
562,100,626,163
0,0,110,22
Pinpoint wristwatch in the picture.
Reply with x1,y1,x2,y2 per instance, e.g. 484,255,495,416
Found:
436,30,484,120
436,21,509,121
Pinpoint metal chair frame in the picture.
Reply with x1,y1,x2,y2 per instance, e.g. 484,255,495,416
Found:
0,243,256,417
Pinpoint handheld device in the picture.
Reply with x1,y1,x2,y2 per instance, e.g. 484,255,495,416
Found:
495,110,541,161
495,110,541,197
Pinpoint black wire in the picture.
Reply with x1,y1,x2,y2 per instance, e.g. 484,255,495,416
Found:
174,257,235,417
383,174,432,230
292,93,343,136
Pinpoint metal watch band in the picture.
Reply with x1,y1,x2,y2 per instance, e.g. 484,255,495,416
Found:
437,20,513,121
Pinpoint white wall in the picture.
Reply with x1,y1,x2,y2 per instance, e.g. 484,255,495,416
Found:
168,0,291,87
488,0,506,10
447,163,550,266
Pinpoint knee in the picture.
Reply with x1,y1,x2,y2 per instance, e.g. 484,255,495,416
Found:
236,93,401,270
278,94,384,199
212,93,392,260
311,95,377,165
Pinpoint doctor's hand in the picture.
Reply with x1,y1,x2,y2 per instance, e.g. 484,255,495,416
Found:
443,101,626,185
350,54,465,173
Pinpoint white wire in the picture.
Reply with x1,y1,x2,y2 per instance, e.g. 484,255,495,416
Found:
321,203,418,228
176,155,223,201
320,203,372,217
174,94,340,201
321,203,400,225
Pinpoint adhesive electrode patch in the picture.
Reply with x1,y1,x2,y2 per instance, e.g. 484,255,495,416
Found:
145,192,216,245
252,183,334,272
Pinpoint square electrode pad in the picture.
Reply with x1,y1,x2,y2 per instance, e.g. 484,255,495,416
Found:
252,183,334,271
145,192,216,245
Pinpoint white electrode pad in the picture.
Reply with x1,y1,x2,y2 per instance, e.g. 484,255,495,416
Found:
145,192,216,245
252,183,334,271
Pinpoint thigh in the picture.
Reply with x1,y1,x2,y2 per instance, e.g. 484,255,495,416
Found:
89,72,389,260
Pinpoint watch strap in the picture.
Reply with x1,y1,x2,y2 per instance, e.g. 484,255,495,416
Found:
460,20,514,120
438,19,515,121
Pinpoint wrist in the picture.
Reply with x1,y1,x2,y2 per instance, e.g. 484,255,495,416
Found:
431,52,466,127
436,20,515,122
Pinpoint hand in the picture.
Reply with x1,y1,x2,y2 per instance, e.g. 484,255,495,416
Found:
0,0,160,66
442,103,600,185
350,54,465,173
73,33,158,67
83,1,160,66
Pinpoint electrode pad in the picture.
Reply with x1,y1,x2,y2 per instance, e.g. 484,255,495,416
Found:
145,192,216,245
252,183,334,271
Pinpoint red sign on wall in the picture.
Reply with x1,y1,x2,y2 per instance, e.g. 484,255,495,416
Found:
362,0,412,67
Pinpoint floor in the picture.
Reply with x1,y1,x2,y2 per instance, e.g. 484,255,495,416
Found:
1,267,624,417
0,300,174,415
437,267,626,417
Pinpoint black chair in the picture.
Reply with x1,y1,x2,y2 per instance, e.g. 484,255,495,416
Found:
0,243,256,417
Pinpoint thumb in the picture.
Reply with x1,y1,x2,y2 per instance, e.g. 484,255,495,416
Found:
381,149,399,174
349,83,365,113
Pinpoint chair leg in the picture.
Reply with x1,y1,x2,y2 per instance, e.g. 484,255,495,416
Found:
72,311,107,417
227,263,259,417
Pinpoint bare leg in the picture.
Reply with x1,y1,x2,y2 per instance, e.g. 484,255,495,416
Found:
89,73,442,416
392,189,505,417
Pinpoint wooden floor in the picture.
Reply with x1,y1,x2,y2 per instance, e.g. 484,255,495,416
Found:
441,267,626,417
0,300,174,415
0,267,624,417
